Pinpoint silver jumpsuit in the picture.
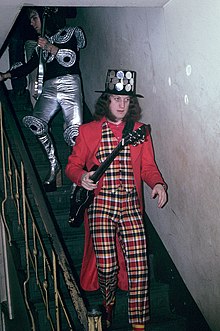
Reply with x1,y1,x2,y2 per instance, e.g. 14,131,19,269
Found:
10,26,86,190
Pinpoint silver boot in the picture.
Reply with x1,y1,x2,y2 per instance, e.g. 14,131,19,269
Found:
38,133,62,192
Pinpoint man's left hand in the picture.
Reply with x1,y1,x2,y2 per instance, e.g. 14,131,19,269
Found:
151,183,167,208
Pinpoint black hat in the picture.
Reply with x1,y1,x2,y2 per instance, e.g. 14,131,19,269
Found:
95,69,144,98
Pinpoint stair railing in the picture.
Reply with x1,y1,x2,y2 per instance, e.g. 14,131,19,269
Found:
0,82,90,330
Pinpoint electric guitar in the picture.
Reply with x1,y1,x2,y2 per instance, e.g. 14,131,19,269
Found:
36,7,57,99
69,124,147,227
36,9,47,99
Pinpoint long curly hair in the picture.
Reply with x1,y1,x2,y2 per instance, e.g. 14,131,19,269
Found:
94,93,142,122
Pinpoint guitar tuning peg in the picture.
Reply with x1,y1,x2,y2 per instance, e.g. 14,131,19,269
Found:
131,137,145,147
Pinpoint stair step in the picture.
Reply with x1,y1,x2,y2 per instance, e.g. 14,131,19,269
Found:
149,314,186,331
150,282,171,318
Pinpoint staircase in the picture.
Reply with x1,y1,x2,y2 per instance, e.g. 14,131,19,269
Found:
1,89,211,331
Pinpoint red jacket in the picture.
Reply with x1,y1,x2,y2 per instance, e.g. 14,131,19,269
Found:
65,117,166,291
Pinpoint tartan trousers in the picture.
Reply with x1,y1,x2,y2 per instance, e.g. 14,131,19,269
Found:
88,187,150,324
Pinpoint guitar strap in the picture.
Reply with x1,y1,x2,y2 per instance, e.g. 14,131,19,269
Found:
122,120,135,138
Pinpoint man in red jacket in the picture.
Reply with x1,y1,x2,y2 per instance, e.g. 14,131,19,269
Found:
65,69,167,331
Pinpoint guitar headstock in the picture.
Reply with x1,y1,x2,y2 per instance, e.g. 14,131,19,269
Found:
124,124,147,147
43,7,58,17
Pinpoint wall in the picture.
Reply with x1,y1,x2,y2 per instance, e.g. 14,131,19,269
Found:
75,4,220,331
0,1,169,50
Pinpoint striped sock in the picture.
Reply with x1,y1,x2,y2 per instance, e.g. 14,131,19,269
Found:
132,324,145,330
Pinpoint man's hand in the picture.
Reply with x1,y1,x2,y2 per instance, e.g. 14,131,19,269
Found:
151,183,167,208
81,172,97,191
38,37,58,55
37,37,48,49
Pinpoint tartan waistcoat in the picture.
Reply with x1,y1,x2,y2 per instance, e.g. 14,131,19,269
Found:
96,122,135,193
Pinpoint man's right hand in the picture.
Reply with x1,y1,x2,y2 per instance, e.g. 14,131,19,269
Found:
81,172,97,191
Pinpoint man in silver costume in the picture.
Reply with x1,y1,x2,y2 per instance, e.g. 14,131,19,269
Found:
0,7,86,191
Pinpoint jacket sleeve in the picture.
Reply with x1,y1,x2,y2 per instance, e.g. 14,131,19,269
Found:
65,126,89,185
141,131,166,189
73,26,86,49
10,51,38,79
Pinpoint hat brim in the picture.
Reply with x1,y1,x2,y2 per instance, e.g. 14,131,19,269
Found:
95,90,144,98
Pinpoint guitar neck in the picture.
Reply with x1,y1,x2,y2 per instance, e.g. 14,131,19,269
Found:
37,13,47,98
90,139,124,183
39,14,46,60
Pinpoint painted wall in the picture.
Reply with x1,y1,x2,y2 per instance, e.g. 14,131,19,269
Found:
74,4,220,331
0,2,219,330
0,1,170,49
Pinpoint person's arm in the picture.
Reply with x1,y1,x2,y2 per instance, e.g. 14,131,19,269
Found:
141,132,168,207
0,51,39,82
141,132,165,186
65,126,90,185
73,26,86,50
80,172,98,191
10,51,39,78
37,37,58,56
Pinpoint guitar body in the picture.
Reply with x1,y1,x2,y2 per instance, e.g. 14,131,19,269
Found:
37,62,44,98
35,7,55,99
69,186,94,227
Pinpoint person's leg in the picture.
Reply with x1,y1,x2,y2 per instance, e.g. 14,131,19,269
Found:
25,40,38,106
22,78,62,191
8,27,27,95
117,189,149,328
59,74,83,146
88,192,119,328
37,133,62,191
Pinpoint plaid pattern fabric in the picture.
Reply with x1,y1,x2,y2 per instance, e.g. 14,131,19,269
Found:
89,122,149,324
96,122,135,192
88,189,149,324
